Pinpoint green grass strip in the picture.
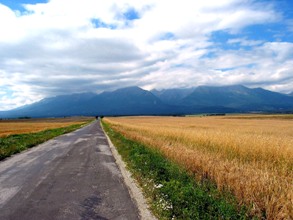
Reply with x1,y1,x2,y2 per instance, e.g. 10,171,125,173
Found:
102,120,252,220
0,121,91,160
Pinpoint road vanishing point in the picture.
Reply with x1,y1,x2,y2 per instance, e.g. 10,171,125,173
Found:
0,121,141,220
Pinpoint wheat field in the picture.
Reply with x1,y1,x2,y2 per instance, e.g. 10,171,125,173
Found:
0,117,93,137
104,115,293,219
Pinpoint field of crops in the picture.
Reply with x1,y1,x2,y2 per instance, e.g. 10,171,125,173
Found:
0,117,93,160
0,117,93,137
104,115,293,219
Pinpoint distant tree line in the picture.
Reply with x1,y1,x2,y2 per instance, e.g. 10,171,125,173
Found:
205,113,226,116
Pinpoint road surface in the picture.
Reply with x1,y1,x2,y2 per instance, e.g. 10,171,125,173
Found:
0,121,140,220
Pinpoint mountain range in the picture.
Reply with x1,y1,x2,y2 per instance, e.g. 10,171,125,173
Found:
1,85,293,118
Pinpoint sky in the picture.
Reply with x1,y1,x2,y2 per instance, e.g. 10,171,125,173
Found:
0,0,293,110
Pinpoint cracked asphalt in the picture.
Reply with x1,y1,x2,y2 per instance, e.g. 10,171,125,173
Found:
0,120,140,220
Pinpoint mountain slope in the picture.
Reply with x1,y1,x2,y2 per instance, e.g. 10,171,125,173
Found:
179,85,293,111
151,88,194,105
0,93,97,118
90,86,170,115
0,87,172,118
0,85,293,118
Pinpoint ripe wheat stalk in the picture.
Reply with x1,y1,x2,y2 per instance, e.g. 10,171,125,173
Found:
104,116,293,219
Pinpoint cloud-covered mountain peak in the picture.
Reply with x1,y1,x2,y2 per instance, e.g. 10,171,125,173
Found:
0,85,292,118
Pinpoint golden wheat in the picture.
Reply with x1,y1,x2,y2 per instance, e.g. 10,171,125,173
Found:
0,117,93,137
104,115,293,219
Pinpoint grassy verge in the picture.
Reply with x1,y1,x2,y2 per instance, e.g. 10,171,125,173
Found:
0,121,91,160
102,120,251,220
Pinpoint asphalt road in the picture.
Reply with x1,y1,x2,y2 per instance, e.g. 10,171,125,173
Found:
0,121,140,220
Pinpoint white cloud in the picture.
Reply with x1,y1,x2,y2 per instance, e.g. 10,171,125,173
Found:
0,0,291,110
227,38,264,46
199,41,293,91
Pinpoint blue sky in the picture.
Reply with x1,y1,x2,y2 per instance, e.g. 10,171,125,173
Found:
0,0,47,11
0,0,293,110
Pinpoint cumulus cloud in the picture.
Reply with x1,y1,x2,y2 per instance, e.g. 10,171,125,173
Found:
0,0,291,110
